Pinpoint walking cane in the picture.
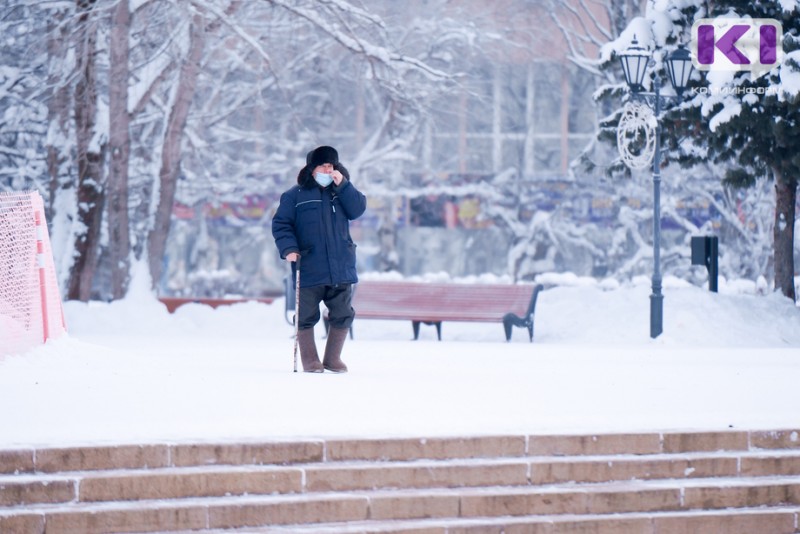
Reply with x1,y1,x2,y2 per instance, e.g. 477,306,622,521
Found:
292,256,301,373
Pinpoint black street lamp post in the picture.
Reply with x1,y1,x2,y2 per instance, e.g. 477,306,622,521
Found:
618,41,694,338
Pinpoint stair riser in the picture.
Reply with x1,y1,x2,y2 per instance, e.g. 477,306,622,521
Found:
661,432,750,453
326,436,525,462
749,430,800,450
685,484,800,509
0,480,75,506
16,498,370,534
78,469,303,502
0,442,325,475
44,506,207,534
6,509,799,534
10,488,800,533
35,445,170,473
16,496,517,533
370,494,461,521
6,454,800,505
9,496,368,534
306,463,530,492
448,517,651,534
207,497,368,531
459,485,800,519
528,433,663,456
531,456,739,485
742,455,800,477
46,498,367,534
454,489,681,520
3,430,799,475
169,442,324,468
304,455,800,492
0,513,45,534
445,512,799,534
0,451,34,475
646,513,798,534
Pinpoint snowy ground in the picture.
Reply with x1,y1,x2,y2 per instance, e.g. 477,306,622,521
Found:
1,272,799,449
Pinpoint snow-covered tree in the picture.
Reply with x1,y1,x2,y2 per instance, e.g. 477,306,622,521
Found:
108,0,132,299
69,0,107,301
6,0,787,299
683,2,800,301
0,3,49,193
2,0,457,299
598,0,800,300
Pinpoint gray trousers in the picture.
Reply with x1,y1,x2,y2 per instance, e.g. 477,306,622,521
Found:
298,284,355,330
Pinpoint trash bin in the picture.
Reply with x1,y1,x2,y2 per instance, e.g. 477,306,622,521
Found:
691,236,718,292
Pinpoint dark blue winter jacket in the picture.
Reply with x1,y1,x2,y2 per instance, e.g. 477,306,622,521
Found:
272,166,367,288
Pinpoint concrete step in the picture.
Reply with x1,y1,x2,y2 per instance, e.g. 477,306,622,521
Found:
4,450,800,506
260,507,800,534
0,493,368,534
3,429,799,475
3,447,800,502
343,476,800,521
0,441,325,475
301,449,800,492
1,430,799,533
530,448,800,484
2,476,800,533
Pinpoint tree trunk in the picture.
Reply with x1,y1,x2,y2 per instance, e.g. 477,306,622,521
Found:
46,11,72,219
147,13,205,289
67,0,107,302
107,0,131,299
773,169,797,302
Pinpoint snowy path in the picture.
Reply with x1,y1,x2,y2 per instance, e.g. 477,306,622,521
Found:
1,280,798,448
1,330,798,448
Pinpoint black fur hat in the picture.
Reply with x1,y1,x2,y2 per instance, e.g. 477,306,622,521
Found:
307,146,338,169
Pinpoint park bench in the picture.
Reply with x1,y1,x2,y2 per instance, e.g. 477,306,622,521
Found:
284,278,544,342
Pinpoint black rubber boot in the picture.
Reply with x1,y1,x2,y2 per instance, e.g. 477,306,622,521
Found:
297,328,323,373
322,327,349,373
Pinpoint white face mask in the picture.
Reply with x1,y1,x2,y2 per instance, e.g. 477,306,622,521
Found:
314,172,333,187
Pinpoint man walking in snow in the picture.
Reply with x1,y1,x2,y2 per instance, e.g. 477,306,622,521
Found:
272,146,367,373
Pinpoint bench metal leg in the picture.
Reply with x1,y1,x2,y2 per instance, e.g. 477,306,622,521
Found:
503,313,534,342
411,321,442,340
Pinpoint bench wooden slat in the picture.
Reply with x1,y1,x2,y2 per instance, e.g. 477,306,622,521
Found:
354,282,534,323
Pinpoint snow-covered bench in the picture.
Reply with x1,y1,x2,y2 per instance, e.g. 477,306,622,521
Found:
285,278,544,342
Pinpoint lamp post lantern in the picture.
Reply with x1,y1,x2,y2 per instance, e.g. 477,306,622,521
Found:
619,38,650,92
617,39,694,338
665,45,694,97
